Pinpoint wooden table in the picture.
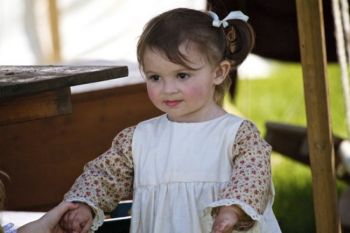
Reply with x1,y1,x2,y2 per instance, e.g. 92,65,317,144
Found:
0,66,128,125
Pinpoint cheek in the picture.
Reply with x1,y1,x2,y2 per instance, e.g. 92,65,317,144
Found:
146,84,160,103
182,84,212,100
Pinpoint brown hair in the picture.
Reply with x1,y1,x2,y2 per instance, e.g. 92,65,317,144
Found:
137,8,255,104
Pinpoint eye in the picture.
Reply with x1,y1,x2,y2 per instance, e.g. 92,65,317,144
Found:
177,73,190,80
147,75,161,82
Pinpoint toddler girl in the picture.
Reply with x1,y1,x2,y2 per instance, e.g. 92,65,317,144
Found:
60,8,281,233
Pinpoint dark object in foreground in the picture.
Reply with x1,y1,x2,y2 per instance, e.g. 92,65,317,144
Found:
265,121,350,184
96,201,132,233
96,217,131,233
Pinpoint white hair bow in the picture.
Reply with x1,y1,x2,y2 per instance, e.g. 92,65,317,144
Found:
208,11,249,28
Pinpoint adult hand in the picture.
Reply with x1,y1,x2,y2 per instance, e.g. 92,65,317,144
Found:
17,202,78,233
60,202,93,233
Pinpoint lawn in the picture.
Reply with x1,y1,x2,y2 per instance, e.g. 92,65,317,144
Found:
224,60,348,233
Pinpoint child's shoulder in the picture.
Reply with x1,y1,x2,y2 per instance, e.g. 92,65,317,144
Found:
115,115,165,137
224,114,262,136
138,114,165,124
222,113,248,127
114,125,136,142
114,115,166,138
134,114,167,130
225,113,245,121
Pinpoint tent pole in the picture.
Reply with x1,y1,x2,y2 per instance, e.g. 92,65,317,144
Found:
295,0,341,232
48,0,61,63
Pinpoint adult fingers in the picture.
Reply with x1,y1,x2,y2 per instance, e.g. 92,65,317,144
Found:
69,211,83,233
80,219,92,233
59,211,72,231
54,202,78,217
45,202,78,223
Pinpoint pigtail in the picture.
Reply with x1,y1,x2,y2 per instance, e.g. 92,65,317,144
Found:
212,19,255,105
224,20,255,69
219,19,255,101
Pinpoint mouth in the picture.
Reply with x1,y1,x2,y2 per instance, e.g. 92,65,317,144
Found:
163,100,182,107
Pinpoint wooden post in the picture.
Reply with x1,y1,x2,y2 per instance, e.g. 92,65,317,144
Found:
48,0,61,63
295,0,341,233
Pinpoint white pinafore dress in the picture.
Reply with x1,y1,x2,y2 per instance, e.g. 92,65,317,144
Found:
130,114,281,233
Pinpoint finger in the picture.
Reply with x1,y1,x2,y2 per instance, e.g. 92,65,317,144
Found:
81,220,92,233
212,221,226,233
60,211,73,230
65,211,75,231
62,211,72,229
217,223,233,233
69,212,83,233
58,217,66,231
53,202,79,217
43,202,78,227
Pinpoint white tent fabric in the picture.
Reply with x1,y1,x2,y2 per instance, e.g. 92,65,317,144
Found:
0,0,205,65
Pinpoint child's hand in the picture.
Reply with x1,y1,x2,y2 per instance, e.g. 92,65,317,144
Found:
59,202,93,233
211,206,239,233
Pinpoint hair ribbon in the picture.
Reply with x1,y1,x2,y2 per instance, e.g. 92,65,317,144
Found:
208,11,249,28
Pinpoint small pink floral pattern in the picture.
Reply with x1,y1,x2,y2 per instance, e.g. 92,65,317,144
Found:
219,120,272,229
64,126,135,212
64,119,272,230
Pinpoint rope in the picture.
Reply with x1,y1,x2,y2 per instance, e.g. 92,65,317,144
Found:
341,0,350,61
331,0,350,138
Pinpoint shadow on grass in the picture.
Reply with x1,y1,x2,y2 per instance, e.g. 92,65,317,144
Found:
273,171,315,233
272,153,347,233
272,153,315,233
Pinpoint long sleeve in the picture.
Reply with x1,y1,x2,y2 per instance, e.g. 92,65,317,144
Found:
208,120,272,231
221,120,271,212
64,126,135,231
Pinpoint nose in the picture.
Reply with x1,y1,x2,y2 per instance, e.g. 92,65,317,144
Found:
162,79,178,94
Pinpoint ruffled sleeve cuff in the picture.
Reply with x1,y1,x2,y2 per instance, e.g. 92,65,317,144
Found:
64,197,105,232
203,198,261,231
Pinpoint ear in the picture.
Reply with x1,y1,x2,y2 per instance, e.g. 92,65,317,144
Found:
213,60,231,85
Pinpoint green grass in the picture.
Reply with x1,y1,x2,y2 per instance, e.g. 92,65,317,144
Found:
272,155,315,232
224,60,348,233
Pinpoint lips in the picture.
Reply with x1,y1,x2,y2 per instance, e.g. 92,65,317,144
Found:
164,100,182,107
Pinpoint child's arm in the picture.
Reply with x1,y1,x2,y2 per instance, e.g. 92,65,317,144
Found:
63,126,135,231
210,120,272,231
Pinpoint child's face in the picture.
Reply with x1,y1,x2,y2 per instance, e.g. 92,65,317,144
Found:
142,43,227,122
